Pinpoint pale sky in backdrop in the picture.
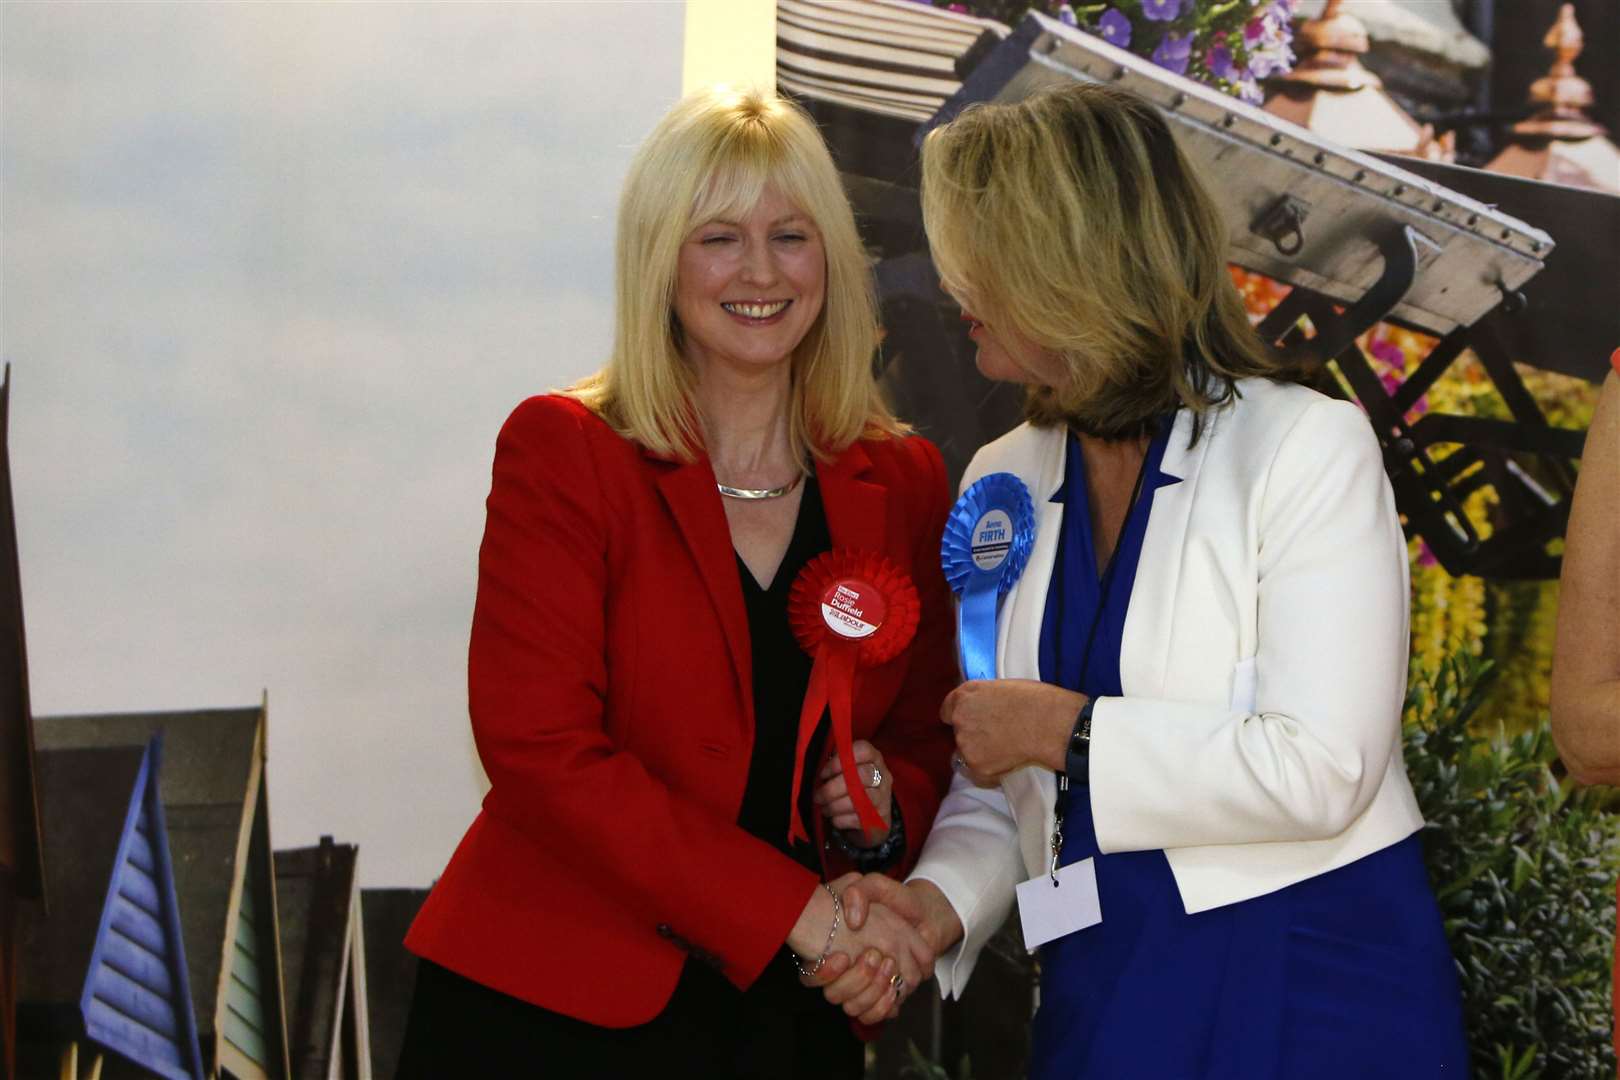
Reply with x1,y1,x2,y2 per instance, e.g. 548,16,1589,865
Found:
2,1,686,885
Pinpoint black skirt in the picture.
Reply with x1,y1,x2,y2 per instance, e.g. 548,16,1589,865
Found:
395,957,862,1079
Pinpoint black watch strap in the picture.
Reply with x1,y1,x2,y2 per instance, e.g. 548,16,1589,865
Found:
1066,698,1095,781
826,801,906,870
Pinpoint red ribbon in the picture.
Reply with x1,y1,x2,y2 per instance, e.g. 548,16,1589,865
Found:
786,551,919,845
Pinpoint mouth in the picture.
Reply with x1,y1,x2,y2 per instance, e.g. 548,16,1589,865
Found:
960,310,984,337
722,300,791,322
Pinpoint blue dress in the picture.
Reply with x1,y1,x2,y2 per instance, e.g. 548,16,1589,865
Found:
1028,423,1468,1080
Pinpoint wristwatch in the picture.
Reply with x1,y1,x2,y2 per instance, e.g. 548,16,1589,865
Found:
1066,698,1095,783
825,803,906,870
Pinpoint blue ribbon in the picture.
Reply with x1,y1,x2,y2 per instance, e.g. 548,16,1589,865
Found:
940,472,1035,681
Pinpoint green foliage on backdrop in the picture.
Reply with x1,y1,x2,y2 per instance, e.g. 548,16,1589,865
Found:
1405,654,1619,1080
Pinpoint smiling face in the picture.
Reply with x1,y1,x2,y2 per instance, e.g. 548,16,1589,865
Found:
674,184,827,380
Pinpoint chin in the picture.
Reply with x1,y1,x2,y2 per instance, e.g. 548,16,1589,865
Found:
743,342,800,368
974,353,1020,384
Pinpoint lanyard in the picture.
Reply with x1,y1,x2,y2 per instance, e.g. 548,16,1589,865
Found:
1049,441,1151,884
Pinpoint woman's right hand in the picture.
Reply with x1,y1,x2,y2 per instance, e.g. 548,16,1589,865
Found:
790,875,933,1022
812,876,962,1023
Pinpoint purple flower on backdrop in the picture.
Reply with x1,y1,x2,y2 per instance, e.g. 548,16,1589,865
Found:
1248,53,1286,78
1248,45,1294,79
1098,8,1132,47
1257,10,1290,48
1141,0,1182,22
1206,44,1237,81
1369,339,1406,373
1243,7,1295,79
1151,31,1192,75
1235,74,1264,104
1058,3,1079,27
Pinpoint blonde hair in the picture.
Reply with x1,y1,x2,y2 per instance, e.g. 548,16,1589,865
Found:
921,83,1294,440
563,86,900,461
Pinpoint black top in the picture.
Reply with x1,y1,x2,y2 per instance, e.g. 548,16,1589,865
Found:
731,476,838,1008
733,475,832,874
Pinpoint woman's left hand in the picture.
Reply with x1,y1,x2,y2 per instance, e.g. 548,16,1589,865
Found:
944,679,1086,783
814,739,891,843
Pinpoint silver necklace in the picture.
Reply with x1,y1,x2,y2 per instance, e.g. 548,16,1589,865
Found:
716,474,802,500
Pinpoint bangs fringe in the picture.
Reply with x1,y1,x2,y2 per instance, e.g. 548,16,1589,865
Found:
562,86,903,462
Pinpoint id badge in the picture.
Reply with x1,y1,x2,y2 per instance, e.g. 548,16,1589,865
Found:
1015,857,1102,950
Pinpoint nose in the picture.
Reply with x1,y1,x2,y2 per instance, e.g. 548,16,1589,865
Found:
738,237,779,286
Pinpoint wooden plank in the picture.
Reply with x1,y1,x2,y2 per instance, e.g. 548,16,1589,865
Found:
230,939,262,991
126,813,156,873
101,925,174,998
778,15,962,71
223,999,269,1065
218,1037,271,1080
234,918,259,964
85,999,183,1068
225,970,264,1029
87,963,180,1039
782,0,992,47
107,894,165,954
116,863,162,918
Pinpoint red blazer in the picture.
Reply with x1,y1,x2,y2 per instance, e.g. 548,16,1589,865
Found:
406,394,959,1027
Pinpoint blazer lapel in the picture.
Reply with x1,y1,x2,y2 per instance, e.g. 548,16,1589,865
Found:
817,442,890,737
998,425,1068,682
818,441,887,558
1120,408,1213,699
991,425,1068,881
652,454,753,712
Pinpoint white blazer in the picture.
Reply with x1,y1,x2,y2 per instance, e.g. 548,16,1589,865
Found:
911,378,1426,999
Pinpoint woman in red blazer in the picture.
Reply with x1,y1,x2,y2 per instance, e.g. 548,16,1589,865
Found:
398,87,958,1077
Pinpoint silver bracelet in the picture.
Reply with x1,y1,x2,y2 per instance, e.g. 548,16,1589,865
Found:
792,882,842,977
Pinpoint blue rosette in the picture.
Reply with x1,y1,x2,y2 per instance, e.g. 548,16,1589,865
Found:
940,472,1035,681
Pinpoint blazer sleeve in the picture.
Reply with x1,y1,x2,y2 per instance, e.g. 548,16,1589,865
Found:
1089,397,1412,853
851,436,962,879
907,768,1025,1001
901,442,1024,1001
468,397,818,991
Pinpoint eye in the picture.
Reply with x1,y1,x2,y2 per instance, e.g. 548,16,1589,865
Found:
774,231,808,244
699,233,736,246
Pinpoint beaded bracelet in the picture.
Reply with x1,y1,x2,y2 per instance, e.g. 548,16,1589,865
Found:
791,882,842,978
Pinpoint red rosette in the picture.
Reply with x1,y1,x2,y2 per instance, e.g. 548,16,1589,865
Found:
784,550,920,844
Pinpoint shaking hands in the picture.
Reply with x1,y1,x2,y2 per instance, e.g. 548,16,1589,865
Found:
795,678,1076,1027
797,875,965,1025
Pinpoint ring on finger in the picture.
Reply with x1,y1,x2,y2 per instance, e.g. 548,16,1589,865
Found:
865,764,884,789
890,973,905,997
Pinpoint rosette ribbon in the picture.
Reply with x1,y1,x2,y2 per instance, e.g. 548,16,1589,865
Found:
785,550,920,844
941,472,1036,681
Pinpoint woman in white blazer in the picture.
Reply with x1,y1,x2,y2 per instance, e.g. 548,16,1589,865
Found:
815,84,1468,1077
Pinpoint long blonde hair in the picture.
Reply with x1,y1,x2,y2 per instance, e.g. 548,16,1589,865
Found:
921,83,1294,440
564,86,901,461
